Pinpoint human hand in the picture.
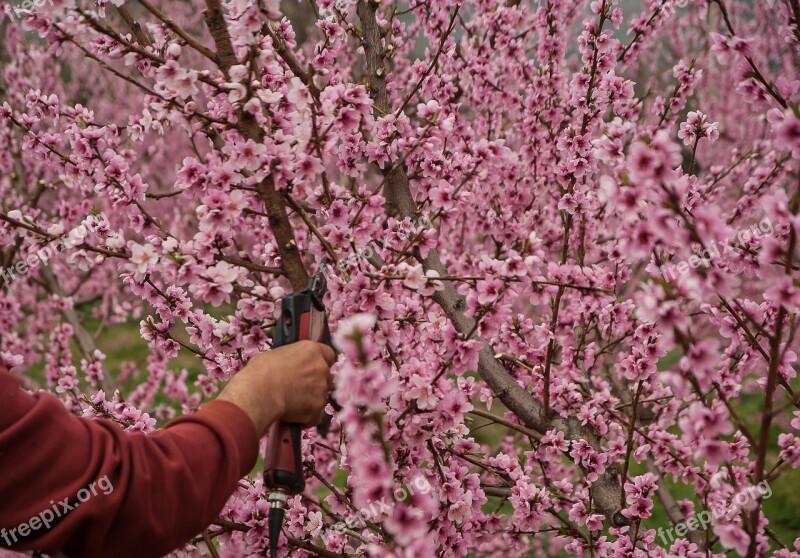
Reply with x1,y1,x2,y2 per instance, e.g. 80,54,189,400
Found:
217,341,336,436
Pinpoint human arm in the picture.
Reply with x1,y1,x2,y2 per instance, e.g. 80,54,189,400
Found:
0,340,335,558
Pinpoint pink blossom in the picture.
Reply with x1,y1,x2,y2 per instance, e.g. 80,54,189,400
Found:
628,131,682,183
129,243,158,276
1,2,798,555
777,113,800,151
715,523,750,556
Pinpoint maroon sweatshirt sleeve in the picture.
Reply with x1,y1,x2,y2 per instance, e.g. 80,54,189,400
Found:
0,367,259,558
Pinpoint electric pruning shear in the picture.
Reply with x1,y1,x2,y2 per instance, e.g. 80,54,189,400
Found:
264,272,332,558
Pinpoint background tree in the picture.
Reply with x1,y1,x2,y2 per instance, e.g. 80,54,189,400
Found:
1,0,799,556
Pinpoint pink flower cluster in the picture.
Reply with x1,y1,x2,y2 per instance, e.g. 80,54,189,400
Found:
0,0,799,556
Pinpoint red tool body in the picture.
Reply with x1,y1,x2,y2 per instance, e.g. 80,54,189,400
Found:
264,273,331,557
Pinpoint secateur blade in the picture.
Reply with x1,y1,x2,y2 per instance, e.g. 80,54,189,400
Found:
307,271,327,309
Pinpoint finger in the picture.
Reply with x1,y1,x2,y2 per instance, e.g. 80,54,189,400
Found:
318,343,337,366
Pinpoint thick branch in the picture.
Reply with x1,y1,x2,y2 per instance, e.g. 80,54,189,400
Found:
202,0,309,290
203,0,238,76
356,0,417,219
355,0,622,522
255,177,309,290
138,0,216,63
114,5,154,48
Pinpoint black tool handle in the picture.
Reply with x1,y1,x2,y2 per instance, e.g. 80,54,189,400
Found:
264,280,331,495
